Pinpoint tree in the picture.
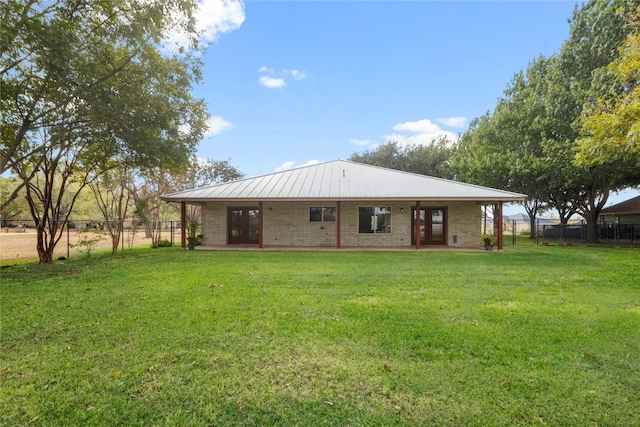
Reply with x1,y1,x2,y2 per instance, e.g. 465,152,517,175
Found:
452,0,640,243
170,157,244,226
129,169,176,248
0,176,27,224
89,165,134,254
556,0,640,242
349,137,454,179
1,0,208,263
129,157,243,247
451,57,567,239
576,5,640,166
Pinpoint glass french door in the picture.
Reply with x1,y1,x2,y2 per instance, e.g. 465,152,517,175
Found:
228,207,260,244
412,207,447,245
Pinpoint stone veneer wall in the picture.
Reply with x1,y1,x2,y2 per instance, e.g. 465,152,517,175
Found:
200,201,483,248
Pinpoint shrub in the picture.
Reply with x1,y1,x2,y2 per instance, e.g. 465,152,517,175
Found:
156,239,172,248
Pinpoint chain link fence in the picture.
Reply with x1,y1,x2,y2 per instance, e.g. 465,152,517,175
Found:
485,218,639,248
536,221,639,247
0,219,183,262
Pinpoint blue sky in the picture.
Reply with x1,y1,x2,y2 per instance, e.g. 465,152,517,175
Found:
172,0,637,211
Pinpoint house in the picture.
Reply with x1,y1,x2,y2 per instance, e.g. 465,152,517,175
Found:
599,195,640,223
161,160,526,250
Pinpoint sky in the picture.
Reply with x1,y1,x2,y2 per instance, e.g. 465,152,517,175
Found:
169,0,637,213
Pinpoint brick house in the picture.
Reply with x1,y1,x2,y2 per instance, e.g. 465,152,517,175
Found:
162,160,526,250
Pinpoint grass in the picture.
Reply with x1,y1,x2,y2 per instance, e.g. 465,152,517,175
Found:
1,247,639,426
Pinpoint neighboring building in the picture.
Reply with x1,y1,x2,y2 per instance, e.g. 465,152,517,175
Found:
503,213,558,234
599,195,640,223
162,160,526,250
504,213,531,233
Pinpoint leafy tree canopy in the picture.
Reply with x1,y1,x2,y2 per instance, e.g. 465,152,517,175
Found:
576,4,640,167
1,0,209,262
349,137,454,180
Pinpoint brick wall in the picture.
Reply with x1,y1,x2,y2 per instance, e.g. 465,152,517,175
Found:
201,201,483,248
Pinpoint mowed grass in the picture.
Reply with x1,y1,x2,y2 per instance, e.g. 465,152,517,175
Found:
1,247,639,426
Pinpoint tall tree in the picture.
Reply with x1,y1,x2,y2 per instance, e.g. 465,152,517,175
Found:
453,0,640,243
556,0,640,242
349,137,454,179
2,0,208,263
576,4,640,167
89,165,134,254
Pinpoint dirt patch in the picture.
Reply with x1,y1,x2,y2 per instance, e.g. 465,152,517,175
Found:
0,229,181,261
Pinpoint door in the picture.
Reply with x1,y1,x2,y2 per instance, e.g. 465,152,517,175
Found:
228,207,260,244
412,207,447,246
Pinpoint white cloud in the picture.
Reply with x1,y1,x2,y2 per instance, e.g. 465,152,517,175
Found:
274,160,321,172
163,0,245,51
259,76,286,88
198,0,245,44
382,130,458,147
258,66,308,88
388,118,458,147
205,116,233,137
274,161,296,172
291,69,308,81
437,116,467,128
351,117,461,151
393,118,441,134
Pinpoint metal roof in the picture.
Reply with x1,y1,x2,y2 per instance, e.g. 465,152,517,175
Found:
161,160,527,203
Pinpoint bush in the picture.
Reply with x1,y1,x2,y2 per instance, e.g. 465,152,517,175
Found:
156,239,172,248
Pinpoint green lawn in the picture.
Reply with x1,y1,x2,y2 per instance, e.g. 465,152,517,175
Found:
1,247,639,426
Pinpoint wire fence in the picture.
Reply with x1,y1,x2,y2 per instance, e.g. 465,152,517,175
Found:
0,219,183,262
484,218,640,248
536,221,639,247
3,218,636,261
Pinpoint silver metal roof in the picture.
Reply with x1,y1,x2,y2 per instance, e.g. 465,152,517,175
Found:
161,160,527,203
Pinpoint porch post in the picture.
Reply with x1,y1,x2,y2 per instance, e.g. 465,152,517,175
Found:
258,201,264,249
415,201,421,250
180,201,186,249
497,201,504,251
336,201,341,249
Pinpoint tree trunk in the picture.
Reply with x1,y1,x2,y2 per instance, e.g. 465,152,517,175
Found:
36,226,55,264
523,198,544,240
583,209,601,244
111,225,122,254
529,216,536,240
586,219,599,244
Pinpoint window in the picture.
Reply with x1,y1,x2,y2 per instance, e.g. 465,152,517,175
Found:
310,207,336,222
359,207,391,233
